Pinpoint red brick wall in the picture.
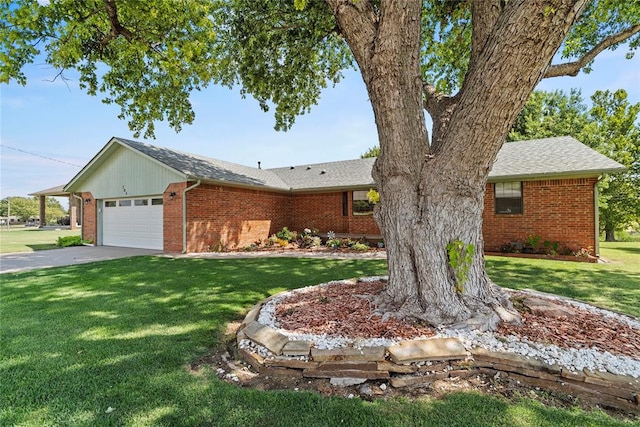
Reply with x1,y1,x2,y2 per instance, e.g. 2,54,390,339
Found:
163,182,187,252
483,178,597,252
184,183,291,252
81,192,96,244
290,191,380,236
291,192,348,233
160,179,597,254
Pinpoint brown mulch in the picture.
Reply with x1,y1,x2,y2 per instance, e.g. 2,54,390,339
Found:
274,280,640,360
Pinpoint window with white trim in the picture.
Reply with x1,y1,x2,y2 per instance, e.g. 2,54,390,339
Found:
352,190,374,215
494,182,522,214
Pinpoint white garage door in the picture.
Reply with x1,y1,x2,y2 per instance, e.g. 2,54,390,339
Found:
103,197,164,250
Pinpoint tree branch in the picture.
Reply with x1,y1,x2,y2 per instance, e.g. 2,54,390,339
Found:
324,0,378,75
422,82,459,152
544,24,640,78
102,0,135,42
470,0,503,67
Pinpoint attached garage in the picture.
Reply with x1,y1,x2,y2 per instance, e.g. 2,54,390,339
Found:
102,197,164,250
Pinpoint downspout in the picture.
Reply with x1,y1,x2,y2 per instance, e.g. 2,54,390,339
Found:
182,180,202,254
594,176,602,257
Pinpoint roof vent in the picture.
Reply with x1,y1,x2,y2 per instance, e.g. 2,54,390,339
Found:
306,166,311,170
290,166,295,169
257,161,261,169
320,170,326,174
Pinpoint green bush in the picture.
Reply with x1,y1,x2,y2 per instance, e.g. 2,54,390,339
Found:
56,235,83,247
350,242,370,251
275,226,294,242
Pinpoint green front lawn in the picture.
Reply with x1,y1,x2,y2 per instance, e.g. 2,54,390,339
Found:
487,242,640,317
1,247,638,426
0,228,81,254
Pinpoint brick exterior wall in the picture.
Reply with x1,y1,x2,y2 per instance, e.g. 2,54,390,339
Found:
81,179,598,254
290,192,348,233
163,182,187,252
483,178,598,252
184,183,291,252
290,191,380,236
81,192,96,244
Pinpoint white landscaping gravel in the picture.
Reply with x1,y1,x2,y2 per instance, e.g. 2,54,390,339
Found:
255,277,640,378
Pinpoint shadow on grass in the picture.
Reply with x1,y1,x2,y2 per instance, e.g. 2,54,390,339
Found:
26,243,59,251
1,257,634,426
608,245,640,256
487,257,640,318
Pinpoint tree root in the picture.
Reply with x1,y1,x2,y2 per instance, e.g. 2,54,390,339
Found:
360,283,521,332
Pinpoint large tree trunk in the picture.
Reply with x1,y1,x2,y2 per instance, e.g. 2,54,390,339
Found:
605,226,616,242
328,0,587,330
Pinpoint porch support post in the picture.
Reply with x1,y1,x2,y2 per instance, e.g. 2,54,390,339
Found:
39,195,46,227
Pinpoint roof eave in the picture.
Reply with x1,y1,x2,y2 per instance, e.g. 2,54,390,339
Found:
487,167,627,182
288,183,376,193
64,137,188,192
190,176,291,193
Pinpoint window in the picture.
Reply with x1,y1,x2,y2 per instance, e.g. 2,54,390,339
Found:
352,190,374,215
495,182,522,214
151,198,163,206
134,199,148,206
105,201,116,208
342,192,348,216
119,200,132,207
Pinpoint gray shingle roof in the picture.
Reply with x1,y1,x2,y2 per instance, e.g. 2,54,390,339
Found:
269,158,376,191
115,138,290,190
112,135,624,192
490,136,625,180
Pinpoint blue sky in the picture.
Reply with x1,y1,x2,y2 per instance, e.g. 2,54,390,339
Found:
1,45,638,205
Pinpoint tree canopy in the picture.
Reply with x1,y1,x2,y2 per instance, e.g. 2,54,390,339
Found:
2,1,638,138
510,88,640,240
0,196,67,224
3,0,639,329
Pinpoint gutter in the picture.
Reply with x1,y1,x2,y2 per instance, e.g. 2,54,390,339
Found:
182,180,202,253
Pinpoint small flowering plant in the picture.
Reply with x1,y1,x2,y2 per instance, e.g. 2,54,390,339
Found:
574,246,594,258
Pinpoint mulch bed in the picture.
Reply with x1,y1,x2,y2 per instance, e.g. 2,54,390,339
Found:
274,280,640,360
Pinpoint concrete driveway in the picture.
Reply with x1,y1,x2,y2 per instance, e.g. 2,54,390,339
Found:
0,246,160,274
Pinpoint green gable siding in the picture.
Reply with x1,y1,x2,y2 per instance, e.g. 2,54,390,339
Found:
81,145,184,198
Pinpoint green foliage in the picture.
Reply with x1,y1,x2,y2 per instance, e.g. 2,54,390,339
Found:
582,90,640,239
510,89,640,239
2,1,638,135
507,89,588,141
2,0,221,138
561,0,640,72
360,146,380,158
56,235,83,247
446,239,475,294
420,1,471,93
349,242,370,251
275,226,294,242
0,196,38,222
298,228,321,248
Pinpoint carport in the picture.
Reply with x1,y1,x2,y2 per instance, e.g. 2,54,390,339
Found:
29,185,80,229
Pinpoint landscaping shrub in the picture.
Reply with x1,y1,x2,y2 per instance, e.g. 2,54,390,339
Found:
56,235,83,247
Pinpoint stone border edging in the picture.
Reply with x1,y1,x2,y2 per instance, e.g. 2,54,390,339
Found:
236,291,639,413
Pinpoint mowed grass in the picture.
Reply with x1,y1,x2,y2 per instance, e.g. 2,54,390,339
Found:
1,247,639,426
0,228,81,253
487,241,640,318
